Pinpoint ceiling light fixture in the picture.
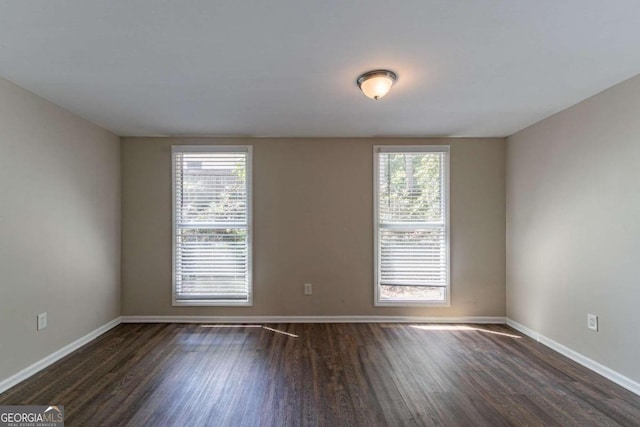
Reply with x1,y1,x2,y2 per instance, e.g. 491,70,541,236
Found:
357,69,397,100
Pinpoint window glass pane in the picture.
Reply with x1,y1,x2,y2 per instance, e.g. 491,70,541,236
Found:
177,152,247,226
176,229,248,300
380,286,445,302
379,229,447,287
378,152,444,224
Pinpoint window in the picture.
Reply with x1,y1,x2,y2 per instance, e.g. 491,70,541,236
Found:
172,146,252,305
374,146,450,306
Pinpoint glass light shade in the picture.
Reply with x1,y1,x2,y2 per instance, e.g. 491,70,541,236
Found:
357,70,397,100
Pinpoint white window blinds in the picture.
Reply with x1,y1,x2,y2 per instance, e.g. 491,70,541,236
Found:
374,146,450,305
172,146,252,305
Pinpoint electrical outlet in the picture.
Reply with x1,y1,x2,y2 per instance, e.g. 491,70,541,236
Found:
587,314,598,332
37,312,47,331
304,283,312,295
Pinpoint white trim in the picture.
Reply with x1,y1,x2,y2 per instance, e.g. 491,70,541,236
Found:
373,145,451,307
171,145,253,307
505,318,541,341
171,145,247,153
0,317,122,394
121,315,505,324
377,145,450,153
171,145,177,305
506,319,640,397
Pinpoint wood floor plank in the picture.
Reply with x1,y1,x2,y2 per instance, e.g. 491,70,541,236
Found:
1,323,639,426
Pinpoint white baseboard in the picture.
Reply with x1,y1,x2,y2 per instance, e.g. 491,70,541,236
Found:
121,315,506,324
506,319,640,397
0,317,122,395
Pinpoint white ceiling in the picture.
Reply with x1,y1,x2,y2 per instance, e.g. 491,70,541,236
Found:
1,1,640,137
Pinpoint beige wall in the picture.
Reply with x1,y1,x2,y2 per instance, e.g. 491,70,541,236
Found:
122,137,505,317
507,74,640,383
0,78,121,382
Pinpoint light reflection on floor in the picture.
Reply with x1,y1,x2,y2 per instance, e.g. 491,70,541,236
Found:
409,324,521,338
201,324,299,338
200,324,518,339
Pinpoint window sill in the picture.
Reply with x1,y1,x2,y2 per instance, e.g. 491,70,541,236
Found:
172,300,253,307
374,300,451,308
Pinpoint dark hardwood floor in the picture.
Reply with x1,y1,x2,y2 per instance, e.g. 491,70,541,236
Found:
1,323,639,426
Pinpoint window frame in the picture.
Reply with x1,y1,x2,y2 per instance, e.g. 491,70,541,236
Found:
171,145,253,307
373,145,451,307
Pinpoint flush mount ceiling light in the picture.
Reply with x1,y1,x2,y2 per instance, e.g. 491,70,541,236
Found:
357,69,397,100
